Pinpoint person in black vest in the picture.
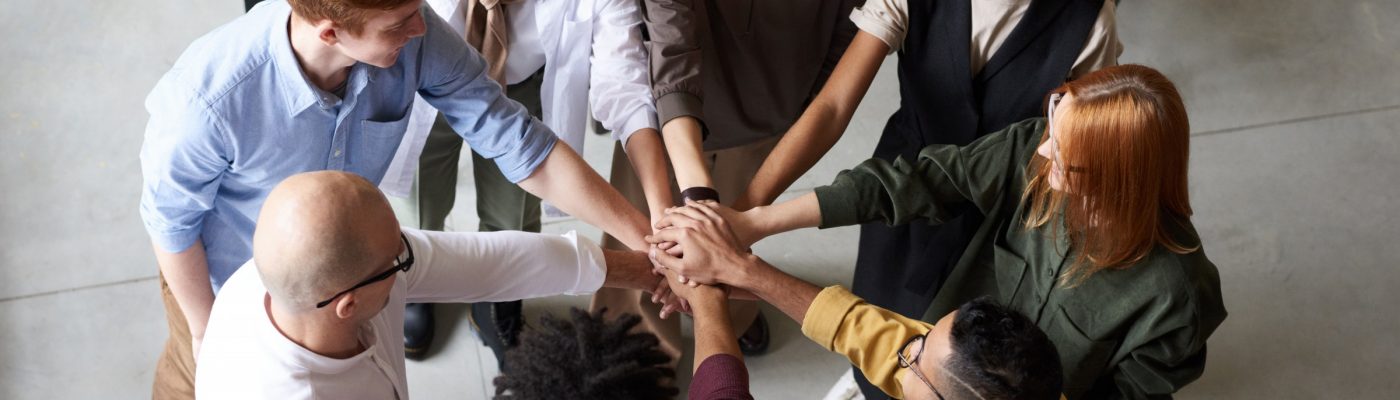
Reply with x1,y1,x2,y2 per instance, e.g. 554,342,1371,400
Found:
729,1,1121,398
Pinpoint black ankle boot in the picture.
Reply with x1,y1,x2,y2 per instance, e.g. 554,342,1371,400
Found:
738,311,771,356
404,302,435,360
470,300,524,371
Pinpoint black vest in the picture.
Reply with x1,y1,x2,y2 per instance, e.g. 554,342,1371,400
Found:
849,4,1105,397
874,0,1103,161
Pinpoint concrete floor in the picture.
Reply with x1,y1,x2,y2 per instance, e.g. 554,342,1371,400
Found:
2,0,1398,398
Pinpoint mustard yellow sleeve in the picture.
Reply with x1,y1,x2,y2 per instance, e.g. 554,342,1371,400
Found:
801,286,933,399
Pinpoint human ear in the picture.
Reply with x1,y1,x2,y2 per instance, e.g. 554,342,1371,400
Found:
317,21,340,46
334,293,358,320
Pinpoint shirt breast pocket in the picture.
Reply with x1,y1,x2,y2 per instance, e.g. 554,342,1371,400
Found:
1046,305,1118,397
992,245,1029,304
350,115,411,179
360,114,410,139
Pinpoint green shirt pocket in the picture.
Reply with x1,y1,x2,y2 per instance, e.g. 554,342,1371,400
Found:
993,245,1029,304
1047,305,1117,398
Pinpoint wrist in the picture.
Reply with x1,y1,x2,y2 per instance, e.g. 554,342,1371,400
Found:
724,253,766,290
744,206,774,240
690,285,728,306
680,186,720,203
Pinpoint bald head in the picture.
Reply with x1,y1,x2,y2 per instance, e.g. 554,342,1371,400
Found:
254,171,401,311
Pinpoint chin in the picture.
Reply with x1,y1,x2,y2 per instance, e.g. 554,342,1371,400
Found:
366,58,396,69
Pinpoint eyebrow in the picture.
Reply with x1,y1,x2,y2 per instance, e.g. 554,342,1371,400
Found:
387,8,417,30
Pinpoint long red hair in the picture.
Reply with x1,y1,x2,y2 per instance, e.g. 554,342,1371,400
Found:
1021,64,1197,285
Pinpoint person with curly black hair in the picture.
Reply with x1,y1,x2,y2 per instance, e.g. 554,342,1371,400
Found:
492,308,679,400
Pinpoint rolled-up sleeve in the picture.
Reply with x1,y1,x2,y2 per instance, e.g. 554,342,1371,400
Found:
641,0,704,127
801,286,931,399
400,228,607,304
590,0,660,147
849,0,908,54
813,118,1040,229
415,8,556,183
1068,0,1122,79
138,80,228,253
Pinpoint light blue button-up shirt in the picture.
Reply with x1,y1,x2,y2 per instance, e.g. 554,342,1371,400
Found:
139,1,556,292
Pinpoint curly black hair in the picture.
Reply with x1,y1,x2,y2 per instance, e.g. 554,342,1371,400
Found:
492,308,678,400
943,297,1064,400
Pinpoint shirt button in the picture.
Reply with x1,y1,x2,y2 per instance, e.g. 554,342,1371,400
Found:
334,149,343,157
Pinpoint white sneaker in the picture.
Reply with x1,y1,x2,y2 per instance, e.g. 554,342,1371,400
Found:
822,369,867,400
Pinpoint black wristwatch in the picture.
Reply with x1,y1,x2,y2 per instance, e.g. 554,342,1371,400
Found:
680,187,720,203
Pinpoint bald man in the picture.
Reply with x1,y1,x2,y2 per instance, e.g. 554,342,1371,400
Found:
193,171,665,399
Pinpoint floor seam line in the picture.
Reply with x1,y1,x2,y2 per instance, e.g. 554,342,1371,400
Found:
0,276,157,303
1194,104,1400,137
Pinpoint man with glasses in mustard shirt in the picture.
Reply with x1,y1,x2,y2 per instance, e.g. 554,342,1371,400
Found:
647,201,1066,400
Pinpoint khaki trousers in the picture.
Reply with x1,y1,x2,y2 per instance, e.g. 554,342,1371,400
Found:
590,136,779,364
387,69,545,234
152,273,196,400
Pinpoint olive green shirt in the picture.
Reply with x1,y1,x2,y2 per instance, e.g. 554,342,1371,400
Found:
814,118,1226,399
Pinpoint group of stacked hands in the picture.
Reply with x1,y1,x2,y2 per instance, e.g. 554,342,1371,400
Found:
141,0,1226,399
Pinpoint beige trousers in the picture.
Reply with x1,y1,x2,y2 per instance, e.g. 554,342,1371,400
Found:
152,273,196,399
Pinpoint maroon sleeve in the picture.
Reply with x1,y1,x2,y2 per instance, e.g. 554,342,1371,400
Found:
688,354,755,400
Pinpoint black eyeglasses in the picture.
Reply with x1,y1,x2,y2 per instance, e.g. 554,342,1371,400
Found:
899,333,946,400
1046,92,1086,175
315,233,414,308
899,333,989,400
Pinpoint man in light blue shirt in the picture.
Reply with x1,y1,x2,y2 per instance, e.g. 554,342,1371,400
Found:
139,1,651,397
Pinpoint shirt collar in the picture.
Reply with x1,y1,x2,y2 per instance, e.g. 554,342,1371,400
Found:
259,293,383,374
268,9,378,117
269,9,321,117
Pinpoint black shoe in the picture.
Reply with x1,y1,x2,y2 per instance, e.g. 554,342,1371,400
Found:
738,311,771,356
404,303,435,360
470,300,525,370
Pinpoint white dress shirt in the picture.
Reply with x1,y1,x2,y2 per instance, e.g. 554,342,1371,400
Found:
195,228,606,399
381,0,657,198
851,0,1122,78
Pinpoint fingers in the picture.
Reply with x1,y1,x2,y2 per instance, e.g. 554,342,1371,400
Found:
665,205,712,225
649,246,685,272
685,199,725,221
650,278,671,304
658,291,691,319
685,200,741,246
645,228,687,245
655,211,703,231
658,293,692,319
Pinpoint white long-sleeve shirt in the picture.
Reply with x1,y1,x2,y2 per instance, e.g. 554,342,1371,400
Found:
381,0,657,197
194,228,607,399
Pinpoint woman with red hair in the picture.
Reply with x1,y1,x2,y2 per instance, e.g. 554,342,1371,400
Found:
653,64,1227,399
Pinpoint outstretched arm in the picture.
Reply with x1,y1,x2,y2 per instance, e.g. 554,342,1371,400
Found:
517,141,651,250
590,0,676,224
735,32,889,210
641,0,714,192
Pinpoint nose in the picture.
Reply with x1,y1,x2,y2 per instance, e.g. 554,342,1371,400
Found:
1036,133,1054,160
